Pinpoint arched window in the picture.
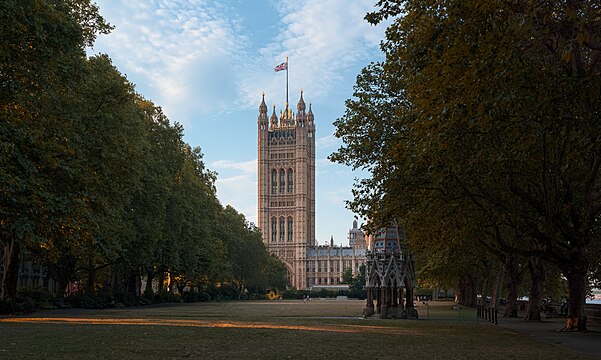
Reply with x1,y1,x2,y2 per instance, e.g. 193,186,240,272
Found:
287,216,293,241
271,217,277,242
279,217,285,241
287,169,293,193
271,170,277,194
279,169,285,193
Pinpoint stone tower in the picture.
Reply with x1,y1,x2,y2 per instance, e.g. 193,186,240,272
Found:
257,92,315,289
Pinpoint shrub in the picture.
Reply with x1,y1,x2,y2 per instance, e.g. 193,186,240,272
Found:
182,291,211,303
154,291,178,303
16,287,55,303
65,294,109,309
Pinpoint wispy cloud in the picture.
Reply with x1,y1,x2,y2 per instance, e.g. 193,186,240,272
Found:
211,159,257,174
239,0,387,108
211,159,258,223
93,0,385,120
214,173,258,223
316,134,340,150
323,186,353,205
92,0,246,125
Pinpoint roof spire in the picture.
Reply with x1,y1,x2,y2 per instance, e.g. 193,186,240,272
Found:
297,89,306,113
270,105,278,128
259,92,267,114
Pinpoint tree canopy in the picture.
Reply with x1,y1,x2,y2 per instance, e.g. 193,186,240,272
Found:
332,0,601,330
1,0,285,304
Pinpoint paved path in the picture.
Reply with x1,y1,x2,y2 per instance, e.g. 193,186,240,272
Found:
493,315,601,359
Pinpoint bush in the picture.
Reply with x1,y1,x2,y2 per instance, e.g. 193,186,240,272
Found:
0,298,36,314
0,288,58,314
65,294,109,309
137,296,152,306
16,287,55,303
154,291,178,303
0,300,15,315
182,291,211,303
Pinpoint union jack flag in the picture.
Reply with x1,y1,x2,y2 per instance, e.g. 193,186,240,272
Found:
274,61,288,72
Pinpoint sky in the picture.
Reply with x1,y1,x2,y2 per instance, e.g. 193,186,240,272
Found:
90,0,388,246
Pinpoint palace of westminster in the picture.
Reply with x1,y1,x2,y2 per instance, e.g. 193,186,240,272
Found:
257,92,367,290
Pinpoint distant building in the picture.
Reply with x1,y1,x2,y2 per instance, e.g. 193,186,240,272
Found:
305,234,366,288
0,254,59,294
257,93,366,289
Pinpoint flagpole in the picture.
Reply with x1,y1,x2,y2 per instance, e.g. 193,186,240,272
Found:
286,56,289,110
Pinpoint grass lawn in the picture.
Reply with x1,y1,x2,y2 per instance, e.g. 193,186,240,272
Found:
0,300,593,359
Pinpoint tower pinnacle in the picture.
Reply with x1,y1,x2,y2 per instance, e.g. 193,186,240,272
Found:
297,90,306,113
259,92,267,114
270,105,278,128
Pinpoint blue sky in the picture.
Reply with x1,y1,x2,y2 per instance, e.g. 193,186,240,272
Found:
90,0,388,246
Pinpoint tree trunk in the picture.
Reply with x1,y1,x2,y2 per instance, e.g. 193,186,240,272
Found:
176,280,186,296
504,254,521,317
479,277,489,307
134,273,142,296
560,253,588,331
109,266,119,295
46,266,69,301
145,268,155,298
491,268,504,309
86,262,96,296
1,236,20,301
42,273,50,290
125,267,139,295
457,276,477,307
157,271,165,293
45,255,77,300
524,257,545,321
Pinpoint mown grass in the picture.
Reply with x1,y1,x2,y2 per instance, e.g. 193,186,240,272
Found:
0,300,593,359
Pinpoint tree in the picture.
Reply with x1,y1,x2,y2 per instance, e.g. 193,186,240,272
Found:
341,267,353,284
349,264,367,298
332,1,601,330
217,206,284,298
0,0,110,300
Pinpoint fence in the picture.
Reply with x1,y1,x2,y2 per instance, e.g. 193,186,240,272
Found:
477,305,498,324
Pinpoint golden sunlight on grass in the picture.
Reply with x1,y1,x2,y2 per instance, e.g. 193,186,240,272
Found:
0,317,423,335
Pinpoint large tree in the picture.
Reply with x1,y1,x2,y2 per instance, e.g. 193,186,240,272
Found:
0,0,110,300
332,0,601,330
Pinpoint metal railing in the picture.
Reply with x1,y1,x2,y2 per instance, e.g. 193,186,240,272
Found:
477,305,498,324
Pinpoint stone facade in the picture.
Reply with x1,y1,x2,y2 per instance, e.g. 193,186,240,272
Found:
305,234,366,289
257,93,366,289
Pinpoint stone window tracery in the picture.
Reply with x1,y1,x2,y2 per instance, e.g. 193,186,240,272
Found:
279,217,285,242
271,217,277,242
279,169,285,193
287,169,293,193
271,170,277,194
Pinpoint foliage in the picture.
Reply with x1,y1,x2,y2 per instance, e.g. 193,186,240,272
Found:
0,0,285,305
332,0,601,330
348,264,366,299
16,287,55,304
